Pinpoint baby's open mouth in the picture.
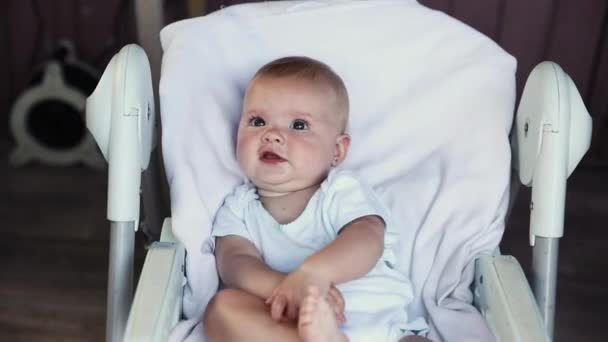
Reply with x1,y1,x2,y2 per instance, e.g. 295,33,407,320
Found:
260,151,286,163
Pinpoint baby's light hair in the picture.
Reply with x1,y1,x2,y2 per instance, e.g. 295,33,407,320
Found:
253,56,349,132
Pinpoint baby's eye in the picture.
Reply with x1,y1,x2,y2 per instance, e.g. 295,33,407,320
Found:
248,117,266,127
290,119,309,130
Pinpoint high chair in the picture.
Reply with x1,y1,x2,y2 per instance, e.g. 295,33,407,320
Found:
85,1,592,341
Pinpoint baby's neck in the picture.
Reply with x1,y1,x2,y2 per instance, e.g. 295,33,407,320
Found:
259,184,320,225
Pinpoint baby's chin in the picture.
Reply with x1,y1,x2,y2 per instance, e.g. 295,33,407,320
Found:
256,187,292,198
254,180,321,198
253,179,297,197
248,177,286,195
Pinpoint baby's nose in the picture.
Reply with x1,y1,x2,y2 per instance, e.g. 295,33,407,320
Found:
263,129,284,144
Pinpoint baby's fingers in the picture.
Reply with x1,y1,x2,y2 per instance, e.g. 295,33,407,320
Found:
286,300,299,322
270,295,287,321
265,288,278,305
328,285,345,312
326,291,346,324
328,301,346,324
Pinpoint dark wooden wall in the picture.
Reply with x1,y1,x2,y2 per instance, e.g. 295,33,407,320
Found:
0,0,188,144
2,0,607,160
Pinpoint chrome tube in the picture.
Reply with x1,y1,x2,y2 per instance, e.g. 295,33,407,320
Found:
532,237,559,341
106,221,135,342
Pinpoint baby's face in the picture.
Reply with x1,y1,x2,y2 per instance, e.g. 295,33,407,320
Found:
237,75,348,196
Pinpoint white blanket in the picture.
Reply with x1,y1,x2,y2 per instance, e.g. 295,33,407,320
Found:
159,1,516,341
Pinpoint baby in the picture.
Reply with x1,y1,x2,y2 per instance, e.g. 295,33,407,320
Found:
204,56,429,342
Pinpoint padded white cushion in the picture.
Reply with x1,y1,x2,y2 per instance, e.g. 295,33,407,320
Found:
160,1,516,341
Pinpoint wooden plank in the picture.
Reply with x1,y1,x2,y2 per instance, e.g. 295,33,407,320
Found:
544,0,607,100
1,164,108,240
448,0,503,41
588,18,608,161
0,234,147,342
32,0,56,60
8,0,39,94
74,0,128,67
588,22,608,116
52,0,77,46
0,3,11,141
37,0,87,64
165,0,190,23
187,0,207,17
498,0,554,99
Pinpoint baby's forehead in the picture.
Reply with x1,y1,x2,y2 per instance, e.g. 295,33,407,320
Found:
246,76,332,106
245,75,348,129
249,74,331,92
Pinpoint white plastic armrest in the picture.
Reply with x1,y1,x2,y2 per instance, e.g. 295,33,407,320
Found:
514,61,592,245
124,219,185,342
474,255,549,342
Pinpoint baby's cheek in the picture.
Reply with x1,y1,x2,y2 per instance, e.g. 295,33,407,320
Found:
236,139,254,169
236,134,254,154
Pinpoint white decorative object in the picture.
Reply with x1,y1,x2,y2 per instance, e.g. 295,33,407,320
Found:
10,42,104,168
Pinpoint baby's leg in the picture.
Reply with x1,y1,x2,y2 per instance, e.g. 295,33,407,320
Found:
204,288,300,342
298,286,348,342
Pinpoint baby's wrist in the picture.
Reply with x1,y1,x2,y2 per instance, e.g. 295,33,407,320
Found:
264,270,286,293
299,259,332,282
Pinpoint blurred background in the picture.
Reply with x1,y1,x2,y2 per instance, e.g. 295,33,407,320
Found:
1,0,606,341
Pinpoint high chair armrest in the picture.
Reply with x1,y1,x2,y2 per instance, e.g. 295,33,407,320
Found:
474,255,548,342
124,219,185,342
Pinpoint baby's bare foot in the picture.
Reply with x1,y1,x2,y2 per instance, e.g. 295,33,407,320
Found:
298,286,348,342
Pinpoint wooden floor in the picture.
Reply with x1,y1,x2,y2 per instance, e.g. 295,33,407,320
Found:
1,144,147,342
1,143,607,341
502,165,608,342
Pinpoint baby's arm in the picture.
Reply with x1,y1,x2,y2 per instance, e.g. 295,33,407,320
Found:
217,235,347,323
302,214,385,284
215,235,284,299
266,215,384,320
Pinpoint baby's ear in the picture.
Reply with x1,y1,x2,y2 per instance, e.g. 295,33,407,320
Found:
333,134,351,166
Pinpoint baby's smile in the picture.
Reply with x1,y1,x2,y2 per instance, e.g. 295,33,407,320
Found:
260,150,287,164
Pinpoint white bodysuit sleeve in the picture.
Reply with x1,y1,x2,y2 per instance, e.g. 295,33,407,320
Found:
210,184,256,251
323,170,390,235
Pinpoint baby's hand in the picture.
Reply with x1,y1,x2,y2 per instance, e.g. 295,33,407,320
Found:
267,282,346,324
325,283,347,324
265,266,334,322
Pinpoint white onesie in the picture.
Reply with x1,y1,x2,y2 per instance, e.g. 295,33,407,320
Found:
211,170,428,341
